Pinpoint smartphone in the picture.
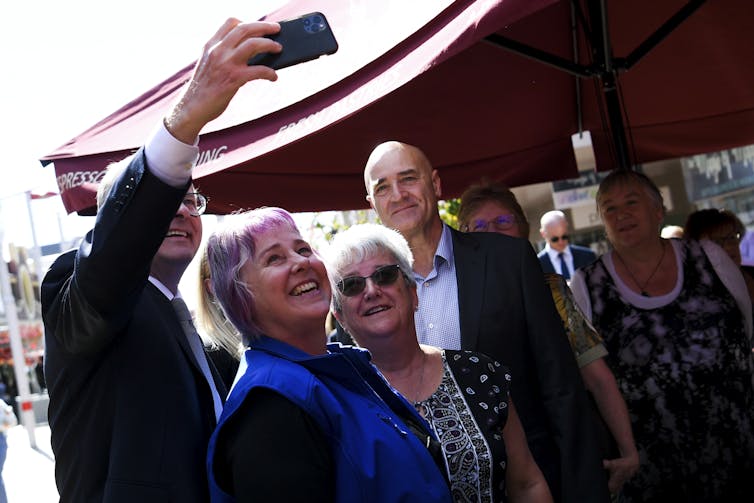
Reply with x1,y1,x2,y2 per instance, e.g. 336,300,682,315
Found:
247,12,338,70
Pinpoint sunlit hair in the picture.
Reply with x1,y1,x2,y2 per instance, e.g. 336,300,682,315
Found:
96,152,199,212
660,225,684,239
595,170,666,217
684,208,745,241
458,178,530,237
539,210,566,231
206,207,299,344
323,223,415,313
195,243,244,360
96,155,135,210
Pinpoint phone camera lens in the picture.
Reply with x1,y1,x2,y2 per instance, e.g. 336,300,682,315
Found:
304,15,325,33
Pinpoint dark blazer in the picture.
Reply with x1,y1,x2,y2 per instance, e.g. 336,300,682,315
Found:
451,229,608,503
538,244,597,275
42,150,226,503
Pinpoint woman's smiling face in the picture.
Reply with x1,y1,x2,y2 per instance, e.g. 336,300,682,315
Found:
240,226,331,339
335,250,418,345
598,181,664,249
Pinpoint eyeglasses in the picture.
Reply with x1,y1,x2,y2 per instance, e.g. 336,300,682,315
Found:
181,192,208,217
710,232,741,247
550,234,569,243
337,264,404,297
465,214,517,232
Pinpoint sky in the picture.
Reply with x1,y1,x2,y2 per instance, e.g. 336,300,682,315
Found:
0,0,294,309
0,0,287,252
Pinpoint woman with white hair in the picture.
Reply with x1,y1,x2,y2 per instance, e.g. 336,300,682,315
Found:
204,208,452,502
325,223,552,503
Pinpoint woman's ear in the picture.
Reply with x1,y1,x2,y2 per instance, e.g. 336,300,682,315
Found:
332,309,348,332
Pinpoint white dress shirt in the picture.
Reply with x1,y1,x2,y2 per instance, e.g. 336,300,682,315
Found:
545,244,574,277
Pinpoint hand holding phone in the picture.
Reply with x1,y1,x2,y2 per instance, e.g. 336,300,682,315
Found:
248,12,338,70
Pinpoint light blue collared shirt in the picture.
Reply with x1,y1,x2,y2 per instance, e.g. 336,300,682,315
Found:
413,224,461,350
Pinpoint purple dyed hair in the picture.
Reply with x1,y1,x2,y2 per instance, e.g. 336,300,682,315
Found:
206,207,299,344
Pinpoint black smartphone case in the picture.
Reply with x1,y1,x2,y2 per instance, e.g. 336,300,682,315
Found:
248,12,339,70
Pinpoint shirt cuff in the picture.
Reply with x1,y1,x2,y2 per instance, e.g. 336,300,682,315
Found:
576,344,608,368
144,121,200,188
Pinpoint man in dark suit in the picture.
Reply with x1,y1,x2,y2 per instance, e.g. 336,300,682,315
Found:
537,210,597,279
41,19,283,502
364,141,609,503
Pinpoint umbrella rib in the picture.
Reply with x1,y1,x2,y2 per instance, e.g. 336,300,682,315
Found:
483,33,594,79
620,0,708,71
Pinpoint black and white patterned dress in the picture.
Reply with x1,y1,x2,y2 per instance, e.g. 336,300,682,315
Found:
579,239,754,502
415,350,510,503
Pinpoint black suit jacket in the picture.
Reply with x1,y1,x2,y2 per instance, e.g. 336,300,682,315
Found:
42,150,225,502
538,244,597,275
451,229,608,502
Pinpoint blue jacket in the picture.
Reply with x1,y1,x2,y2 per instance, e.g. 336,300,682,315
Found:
207,337,451,503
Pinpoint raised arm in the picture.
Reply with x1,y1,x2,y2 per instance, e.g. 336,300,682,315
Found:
165,19,281,143
42,19,284,355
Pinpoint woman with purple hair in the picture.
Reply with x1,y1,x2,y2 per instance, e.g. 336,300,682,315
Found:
203,207,451,503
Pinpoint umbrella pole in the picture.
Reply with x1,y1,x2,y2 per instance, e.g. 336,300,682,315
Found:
589,0,632,170
601,77,631,170
571,2,583,135
589,0,708,171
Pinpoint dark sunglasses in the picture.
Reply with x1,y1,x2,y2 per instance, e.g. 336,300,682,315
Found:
550,234,569,243
337,264,403,297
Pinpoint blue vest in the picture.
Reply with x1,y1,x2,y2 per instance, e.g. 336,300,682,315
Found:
207,337,451,503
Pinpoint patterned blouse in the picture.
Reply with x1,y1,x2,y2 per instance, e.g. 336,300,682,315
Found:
545,272,607,368
416,350,511,503
578,239,754,502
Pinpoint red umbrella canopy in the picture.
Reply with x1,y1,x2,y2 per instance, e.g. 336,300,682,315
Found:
42,0,754,215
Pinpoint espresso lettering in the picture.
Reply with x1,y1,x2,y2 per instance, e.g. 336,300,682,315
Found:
197,146,228,166
56,170,107,193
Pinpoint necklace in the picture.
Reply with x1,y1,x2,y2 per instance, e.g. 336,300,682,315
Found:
412,350,428,409
613,240,666,297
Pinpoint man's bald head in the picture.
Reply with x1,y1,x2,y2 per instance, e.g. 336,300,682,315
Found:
540,210,570,252
363,141,433,194
362,141,442,239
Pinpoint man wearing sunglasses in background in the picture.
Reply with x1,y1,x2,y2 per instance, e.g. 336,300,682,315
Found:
363,141,610,503
41,19,282,502
538,210,597,280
